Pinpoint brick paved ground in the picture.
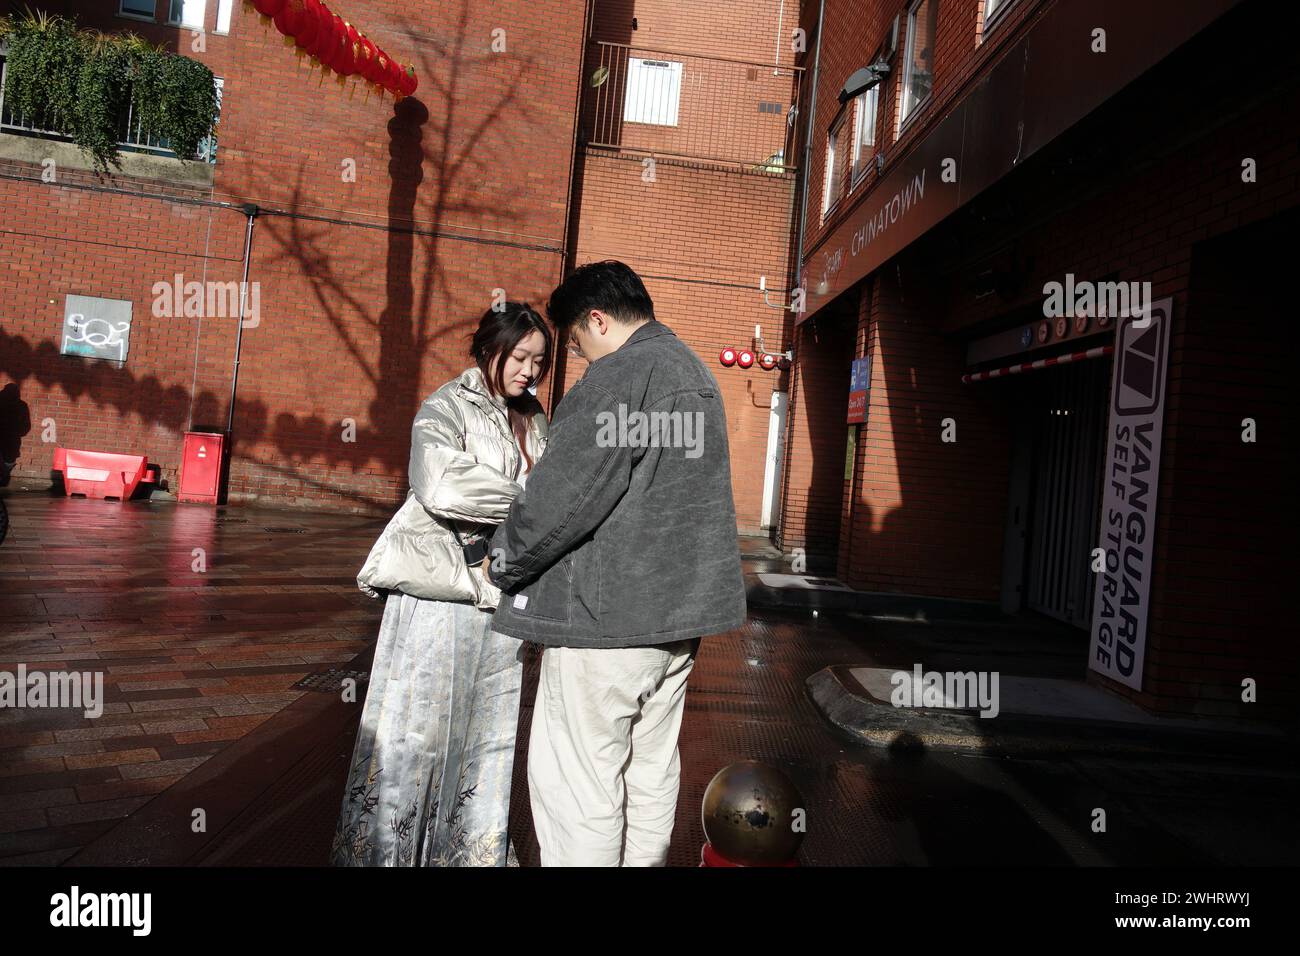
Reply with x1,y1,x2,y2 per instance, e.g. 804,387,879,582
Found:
3,492,1297,867
0,494,378,863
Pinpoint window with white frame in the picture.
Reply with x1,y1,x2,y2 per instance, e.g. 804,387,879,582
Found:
215,0,233,34
623,58,682,126
168,0,206,30
822,110,848,216
899,0,938,128
850,84,879,186
119,0,156,20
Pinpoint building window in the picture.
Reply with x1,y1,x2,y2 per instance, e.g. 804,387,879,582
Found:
983,0,1014,30
119,0,156,20
822,109,847,216
168,0,206,30
215,0,234,34
623,57,682,127
850,84,879,187
899,0,938,128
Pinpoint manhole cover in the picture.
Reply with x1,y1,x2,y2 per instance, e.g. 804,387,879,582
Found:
292,668,370,693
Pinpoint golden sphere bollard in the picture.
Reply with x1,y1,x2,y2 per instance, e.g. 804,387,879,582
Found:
700,760,804,866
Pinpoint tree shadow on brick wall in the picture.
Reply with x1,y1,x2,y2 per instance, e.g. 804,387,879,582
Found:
239,3,550,507
0,2,557,511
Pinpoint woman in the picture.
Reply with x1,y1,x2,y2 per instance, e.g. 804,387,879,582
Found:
331,302,551,867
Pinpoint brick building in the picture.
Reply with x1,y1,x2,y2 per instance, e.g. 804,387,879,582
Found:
1,0,588,509
555,0,801,532
781,0,1296,721
2,1,1294,724
1,0,803,532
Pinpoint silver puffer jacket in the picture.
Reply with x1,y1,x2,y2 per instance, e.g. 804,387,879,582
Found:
357,366,548,609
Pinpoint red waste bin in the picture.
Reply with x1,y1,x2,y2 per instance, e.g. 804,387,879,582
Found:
178,431,226,504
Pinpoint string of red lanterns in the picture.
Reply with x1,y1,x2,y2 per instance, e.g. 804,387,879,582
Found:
249,0,418,99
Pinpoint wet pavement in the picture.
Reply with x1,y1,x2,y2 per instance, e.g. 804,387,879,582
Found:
2,492,1297,866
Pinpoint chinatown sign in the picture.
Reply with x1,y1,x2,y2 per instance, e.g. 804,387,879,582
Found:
797,0,1242,324
1087,299,1172,691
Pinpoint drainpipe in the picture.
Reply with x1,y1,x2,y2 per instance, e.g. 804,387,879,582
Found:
225,203,259,437
774,0,826,547
793,0,826,302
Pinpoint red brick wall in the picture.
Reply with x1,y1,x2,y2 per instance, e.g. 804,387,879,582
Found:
590,0,792,60
1137,217,1295,722
839,268,1011,600
779,7,1300,718
547,1,801,533
0,0,588,511
775,291,856,560
561,151,795,532
798,0,1046,255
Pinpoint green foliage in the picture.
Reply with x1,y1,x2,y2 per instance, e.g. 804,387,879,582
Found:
0,10,218,171
131,45,219,164
4,12,82,137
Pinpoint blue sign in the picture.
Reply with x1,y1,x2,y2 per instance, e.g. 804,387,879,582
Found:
847,356,870,424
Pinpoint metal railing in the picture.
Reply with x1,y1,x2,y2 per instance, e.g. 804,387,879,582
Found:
582,41,803,173
0,54,220,164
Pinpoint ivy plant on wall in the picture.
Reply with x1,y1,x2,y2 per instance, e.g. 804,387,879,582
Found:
0,10,219,172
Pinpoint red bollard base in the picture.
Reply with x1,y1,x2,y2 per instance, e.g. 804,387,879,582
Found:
700,842,800,867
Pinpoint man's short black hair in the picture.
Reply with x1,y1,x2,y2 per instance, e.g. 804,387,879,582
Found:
547,260,655,334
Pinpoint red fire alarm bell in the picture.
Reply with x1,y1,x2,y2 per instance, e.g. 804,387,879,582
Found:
719,347,738,366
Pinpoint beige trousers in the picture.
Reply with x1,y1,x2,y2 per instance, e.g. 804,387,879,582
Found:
527,640,699,866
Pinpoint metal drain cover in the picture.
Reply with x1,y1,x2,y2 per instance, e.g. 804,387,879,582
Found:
292,668,370,693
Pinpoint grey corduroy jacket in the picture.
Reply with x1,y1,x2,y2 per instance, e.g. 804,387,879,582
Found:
356,366,547,610
487,319,746,647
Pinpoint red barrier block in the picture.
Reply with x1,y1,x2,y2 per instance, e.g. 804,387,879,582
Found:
52,447,149,501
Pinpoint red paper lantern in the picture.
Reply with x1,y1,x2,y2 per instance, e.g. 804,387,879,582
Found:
397,64,417,96
303,1,333,60
371,49,391,86
331,17,357,75
253,0,284,16
272,0,302,37
385,57,404,93
356,36,378,81
312,12,340,67
342,23,361,75
291,0,318,50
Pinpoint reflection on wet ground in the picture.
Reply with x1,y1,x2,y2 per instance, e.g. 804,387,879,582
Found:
2,494,1296,866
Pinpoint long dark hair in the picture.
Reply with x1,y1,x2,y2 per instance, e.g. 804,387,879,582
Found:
469,302,552,472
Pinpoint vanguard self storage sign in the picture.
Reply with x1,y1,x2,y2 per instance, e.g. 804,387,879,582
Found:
1088,298,1173,690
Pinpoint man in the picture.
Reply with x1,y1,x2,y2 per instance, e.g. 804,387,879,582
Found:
487,260,746,866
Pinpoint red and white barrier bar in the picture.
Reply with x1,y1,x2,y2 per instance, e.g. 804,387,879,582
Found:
962,345,1114,384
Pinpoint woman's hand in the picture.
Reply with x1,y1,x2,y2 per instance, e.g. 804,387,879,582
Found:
479,554,493,579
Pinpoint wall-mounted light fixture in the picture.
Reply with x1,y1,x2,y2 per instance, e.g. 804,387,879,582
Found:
838,57,891,104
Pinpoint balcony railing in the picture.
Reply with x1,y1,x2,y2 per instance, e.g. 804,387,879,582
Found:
0,54,220,164
582,41,803,174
